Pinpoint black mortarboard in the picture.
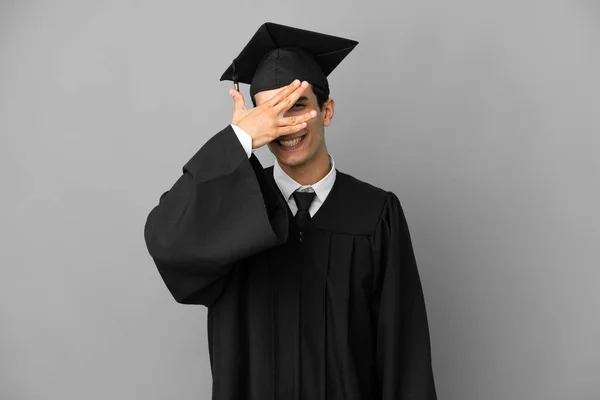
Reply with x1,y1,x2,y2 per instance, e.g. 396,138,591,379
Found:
220,22,358,100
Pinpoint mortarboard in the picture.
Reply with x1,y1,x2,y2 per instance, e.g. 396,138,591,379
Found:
220,22,358,100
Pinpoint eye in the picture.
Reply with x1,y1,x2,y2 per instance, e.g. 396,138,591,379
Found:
292,103,305,110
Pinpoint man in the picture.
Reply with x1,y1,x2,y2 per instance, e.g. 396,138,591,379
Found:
144,22,437,399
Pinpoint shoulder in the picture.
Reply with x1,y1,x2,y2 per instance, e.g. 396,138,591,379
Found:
336,169,390,202
334,170,398,235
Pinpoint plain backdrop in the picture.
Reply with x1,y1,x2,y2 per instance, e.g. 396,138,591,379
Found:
1,1,599,399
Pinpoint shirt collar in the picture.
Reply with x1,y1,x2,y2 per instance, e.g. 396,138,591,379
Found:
273,154,337,204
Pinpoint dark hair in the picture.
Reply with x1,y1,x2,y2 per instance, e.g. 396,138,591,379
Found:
251,83,329,110
311,84,329,110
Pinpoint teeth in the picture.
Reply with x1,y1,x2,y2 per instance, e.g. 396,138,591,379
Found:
279,136,303,147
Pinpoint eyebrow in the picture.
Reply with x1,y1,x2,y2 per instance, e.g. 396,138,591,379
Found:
295,96,309,102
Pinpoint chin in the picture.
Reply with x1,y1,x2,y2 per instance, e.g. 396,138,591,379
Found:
278,155,305,167
271,146,307,165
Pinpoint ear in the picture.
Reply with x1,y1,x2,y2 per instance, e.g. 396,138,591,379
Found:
322,98,335,127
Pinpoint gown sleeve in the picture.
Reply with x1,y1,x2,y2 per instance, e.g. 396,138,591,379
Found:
370,192,437,399
144,125,289,306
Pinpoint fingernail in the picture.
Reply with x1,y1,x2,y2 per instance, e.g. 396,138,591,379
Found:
293,79,300,87
301,81,308,88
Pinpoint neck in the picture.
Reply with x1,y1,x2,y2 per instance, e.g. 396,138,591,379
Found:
278,149,331,186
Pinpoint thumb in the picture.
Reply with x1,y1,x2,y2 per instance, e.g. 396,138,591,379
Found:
229,89,246,112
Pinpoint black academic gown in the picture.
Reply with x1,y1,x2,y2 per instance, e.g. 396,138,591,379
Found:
144,125,437,400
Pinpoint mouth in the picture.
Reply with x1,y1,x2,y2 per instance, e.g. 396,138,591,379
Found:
276,133,307,151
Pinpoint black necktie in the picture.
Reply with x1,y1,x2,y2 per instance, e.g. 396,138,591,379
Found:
292,190,316,231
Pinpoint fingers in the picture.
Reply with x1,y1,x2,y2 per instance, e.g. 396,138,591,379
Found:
265,79,300,106
279,110,317,127
266,79,306,108
276,121,308,137
229,89,246,112
274,81,310,113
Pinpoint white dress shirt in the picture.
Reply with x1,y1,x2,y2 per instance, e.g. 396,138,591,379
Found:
231,124,336,217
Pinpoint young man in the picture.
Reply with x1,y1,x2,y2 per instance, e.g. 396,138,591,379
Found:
144,22,437,400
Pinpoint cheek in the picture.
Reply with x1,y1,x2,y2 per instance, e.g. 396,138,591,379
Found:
308,118,323,136
307,114,323,131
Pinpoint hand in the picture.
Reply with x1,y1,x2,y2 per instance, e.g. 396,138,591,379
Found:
230,79,318,149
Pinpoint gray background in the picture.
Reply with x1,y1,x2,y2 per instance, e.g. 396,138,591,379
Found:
1,0,598,399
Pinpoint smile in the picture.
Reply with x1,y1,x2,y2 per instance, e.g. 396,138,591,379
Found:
277,134,306,150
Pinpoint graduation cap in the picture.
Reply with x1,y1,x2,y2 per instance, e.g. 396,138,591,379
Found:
220,22,358,100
